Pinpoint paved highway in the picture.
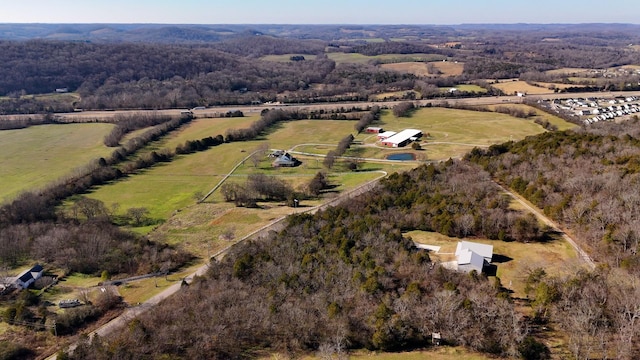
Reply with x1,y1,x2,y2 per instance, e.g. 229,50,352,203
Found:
10,90,640,123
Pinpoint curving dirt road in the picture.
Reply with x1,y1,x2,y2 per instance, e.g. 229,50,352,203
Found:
494,182,596,270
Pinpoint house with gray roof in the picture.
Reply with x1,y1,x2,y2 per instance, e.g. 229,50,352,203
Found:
454,241,493,273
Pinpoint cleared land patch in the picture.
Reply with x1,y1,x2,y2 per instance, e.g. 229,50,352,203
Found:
440,84,487,93
491,80,553,95
327,52,445,65
430,60,464,76
157,115,259,150
544,67,594,76
380,60,464,77
487,104,577,131
381,62,431,76
531,82,589,91
406,230,580,299
372,107,550,160
0,123,115,203
259,54,318,62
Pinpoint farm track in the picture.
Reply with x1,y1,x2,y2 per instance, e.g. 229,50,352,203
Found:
495,182,596,270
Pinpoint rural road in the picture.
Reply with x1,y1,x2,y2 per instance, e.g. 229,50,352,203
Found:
11,90,640,123
495,182,596,270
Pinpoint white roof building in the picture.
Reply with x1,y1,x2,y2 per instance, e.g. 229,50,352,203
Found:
377,131,396,140
380,129,422,147
456,241,493,262
456,248,485,273
453,241,493,273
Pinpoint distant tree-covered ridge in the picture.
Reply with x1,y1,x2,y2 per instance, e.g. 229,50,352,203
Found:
0,40,418,112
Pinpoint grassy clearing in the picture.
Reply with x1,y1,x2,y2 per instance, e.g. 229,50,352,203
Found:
0,123,115,203
260,54,318,62
544,68,594,76
327,52,444,65
454,84,486,93
372,90,420,100
0,92,80,103
375,107,546,160
567,77,598,83
117,274,185,304
59,273,102,288
347,347,492,360
491,80,552,95
380,61,465,77
532,82,588,90
486,104,577,131
440,84,487,93
405,229,580,299
157,115,259,150
380,62,431,76
430,60,464,76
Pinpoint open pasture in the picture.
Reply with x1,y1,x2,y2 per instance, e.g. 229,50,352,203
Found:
491,80,552,95
372,107,548,160
531,81,589,91
430,60,464,76
487,104,577,131
440,84,487,93
157,115,259,150
0,123,114,203
83,119,363,222
544,67,594,76
380,60,463,77
372,89,420,100
327,52,445,64
381,62,431,76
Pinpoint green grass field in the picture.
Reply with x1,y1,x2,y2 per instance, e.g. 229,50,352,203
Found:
156,115,259,150
83,119,364,222
0,123,115,203
487,104,577,132
120,106,564,242
366,108,555,161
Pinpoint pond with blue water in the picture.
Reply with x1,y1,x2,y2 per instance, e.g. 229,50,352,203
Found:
386,153,416,161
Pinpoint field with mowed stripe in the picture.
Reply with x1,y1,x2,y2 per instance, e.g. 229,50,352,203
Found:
0,123,114,203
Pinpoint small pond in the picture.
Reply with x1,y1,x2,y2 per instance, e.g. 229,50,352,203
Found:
386,153,416,161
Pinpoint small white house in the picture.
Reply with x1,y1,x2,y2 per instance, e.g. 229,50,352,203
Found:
454,241,493,273
456,248,485,273
13,264,44,289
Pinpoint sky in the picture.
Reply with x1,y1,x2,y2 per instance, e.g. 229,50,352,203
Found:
0,0,639,25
